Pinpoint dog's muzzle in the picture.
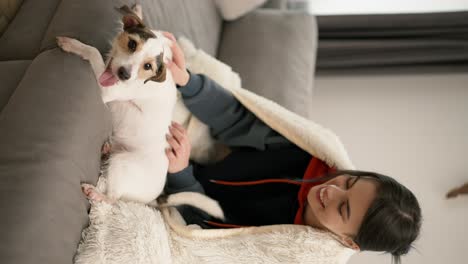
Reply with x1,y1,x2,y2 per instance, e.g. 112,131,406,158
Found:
118,66,131,80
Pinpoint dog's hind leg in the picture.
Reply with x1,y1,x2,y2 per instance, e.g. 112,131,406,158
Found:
101,137,130,160
100,138,114,162
81,183,115,204
56,37,106,82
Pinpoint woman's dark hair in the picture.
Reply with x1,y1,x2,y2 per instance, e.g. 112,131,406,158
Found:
299,169,422,264
348,170,421,264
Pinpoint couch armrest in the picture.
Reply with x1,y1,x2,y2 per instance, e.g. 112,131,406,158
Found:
217,9,317,118
0,48,112,264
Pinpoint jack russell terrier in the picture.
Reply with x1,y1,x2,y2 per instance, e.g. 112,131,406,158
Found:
57,4,223,220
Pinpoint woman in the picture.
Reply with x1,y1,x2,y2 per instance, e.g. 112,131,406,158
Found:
162,32,421,263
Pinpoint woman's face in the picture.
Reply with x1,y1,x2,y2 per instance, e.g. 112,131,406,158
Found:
304,175,379,249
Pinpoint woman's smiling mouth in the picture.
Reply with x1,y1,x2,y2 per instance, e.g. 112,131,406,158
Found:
316,186,326,208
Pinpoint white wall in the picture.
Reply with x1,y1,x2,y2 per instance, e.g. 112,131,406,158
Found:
310,71,468,264
308,0,468,14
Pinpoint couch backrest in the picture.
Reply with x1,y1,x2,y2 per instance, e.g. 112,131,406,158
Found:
0,0,222,61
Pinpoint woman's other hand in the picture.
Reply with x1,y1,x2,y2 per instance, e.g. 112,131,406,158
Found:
162,31,190,87
166,121,191,173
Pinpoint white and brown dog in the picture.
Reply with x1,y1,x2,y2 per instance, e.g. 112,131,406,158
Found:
57,4,223,219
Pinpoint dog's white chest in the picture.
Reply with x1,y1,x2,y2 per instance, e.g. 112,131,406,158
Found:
107,85,177,150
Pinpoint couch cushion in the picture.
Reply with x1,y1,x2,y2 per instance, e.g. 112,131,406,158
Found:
0,60,31,112
217,9,318,118
0,0,24,36
0,48,112,264
0,0,62,60
41,0,222,58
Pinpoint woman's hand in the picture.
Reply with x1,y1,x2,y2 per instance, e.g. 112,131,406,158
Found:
165,121,191,174
162,31,190,87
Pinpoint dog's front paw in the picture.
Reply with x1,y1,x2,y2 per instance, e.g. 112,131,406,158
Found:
56,36,84,55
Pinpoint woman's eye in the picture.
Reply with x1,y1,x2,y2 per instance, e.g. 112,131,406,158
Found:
144,63,152,70
128,39,137,52
346,176,356,189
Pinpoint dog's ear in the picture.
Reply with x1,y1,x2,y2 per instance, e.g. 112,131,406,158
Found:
116,5,155,39
146,52,167,83
116,5,145,31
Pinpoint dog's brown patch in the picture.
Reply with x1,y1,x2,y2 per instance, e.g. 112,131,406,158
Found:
149,52,166,83
140,53,167,83
138,57,157,81
126,26,156,40
117,32,144,54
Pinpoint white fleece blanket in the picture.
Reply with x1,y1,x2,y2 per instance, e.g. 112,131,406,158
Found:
73,37,356,264
75,202,354,264
74,202,171,264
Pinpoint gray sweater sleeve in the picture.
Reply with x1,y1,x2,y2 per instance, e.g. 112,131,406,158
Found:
165,73,291,195
178,72,290,151
165,165,204,194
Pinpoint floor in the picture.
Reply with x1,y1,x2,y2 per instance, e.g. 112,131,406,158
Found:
310,70,468,264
